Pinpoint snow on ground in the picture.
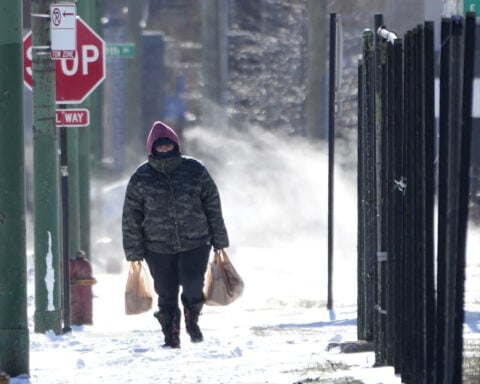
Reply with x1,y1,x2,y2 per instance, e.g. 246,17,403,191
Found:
11,127,479,383
18,243,401,384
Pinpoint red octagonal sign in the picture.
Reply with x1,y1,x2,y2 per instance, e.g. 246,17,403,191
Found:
23,17,106,104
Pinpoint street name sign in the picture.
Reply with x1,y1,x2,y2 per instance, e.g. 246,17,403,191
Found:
106,43,136,58
464,0,480,13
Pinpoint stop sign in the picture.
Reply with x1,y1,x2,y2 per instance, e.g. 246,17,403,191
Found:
23,17,106,104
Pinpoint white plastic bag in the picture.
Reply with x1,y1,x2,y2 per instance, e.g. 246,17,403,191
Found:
204,249,244,306
125,261,154,315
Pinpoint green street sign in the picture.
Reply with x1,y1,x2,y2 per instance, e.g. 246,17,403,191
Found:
464,0,480,13
106,43,135,58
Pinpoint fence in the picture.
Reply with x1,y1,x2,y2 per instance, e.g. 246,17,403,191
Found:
357,13,476,384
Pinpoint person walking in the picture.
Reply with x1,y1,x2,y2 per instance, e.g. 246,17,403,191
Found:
122,121,229,348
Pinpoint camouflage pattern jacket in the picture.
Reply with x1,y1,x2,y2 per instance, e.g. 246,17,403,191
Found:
122,154,229,260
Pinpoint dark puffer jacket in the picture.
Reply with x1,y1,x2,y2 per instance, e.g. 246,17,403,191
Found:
122,122,229,260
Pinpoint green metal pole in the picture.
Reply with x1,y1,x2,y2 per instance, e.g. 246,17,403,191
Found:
67,129,81,259
32,0,63,335
0,2,30,376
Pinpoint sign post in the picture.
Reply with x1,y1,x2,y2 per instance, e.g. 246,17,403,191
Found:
30,1,62,336
24,16,105,332
59,107,71,333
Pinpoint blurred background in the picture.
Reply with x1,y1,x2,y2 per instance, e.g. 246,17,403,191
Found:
21,0,479,273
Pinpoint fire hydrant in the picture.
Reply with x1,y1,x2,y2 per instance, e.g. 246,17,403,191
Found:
0,371,9,384
70,252,96,325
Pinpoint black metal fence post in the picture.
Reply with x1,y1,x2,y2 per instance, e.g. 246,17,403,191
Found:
358,28,376,342
327,12,337,311
373,13,388,366
436,17,452,384
402,28,416,383
385,39,395,368
454,12,476,384
436,16,464,384
435,13,476,384
423,21,436,384
391,38,404,375
357,59,365,340
413,25,425,382
384,33,407,371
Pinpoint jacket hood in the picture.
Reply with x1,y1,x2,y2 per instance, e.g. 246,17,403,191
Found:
146,121,180,154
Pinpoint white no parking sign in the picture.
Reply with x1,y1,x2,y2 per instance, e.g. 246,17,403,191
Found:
50,4,77,59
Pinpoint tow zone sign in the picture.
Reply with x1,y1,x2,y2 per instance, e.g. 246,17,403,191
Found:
50,4,77,59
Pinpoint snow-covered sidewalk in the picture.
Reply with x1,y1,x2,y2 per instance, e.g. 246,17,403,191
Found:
14,242,405,384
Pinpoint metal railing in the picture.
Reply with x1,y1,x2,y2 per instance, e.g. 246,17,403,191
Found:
357,12,476,384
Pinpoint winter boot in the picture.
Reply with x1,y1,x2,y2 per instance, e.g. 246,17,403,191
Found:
154,308,181,348
182,297,204,343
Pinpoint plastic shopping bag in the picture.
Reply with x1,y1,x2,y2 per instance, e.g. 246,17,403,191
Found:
125,261,154,315
204,249,244,306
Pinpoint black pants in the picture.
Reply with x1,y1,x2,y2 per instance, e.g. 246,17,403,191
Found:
144,245,211,313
